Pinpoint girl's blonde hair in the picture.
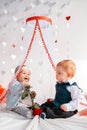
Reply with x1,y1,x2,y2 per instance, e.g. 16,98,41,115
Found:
56,59,76,78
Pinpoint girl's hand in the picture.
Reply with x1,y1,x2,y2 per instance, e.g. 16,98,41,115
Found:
60,104,67,111
23,81,30,87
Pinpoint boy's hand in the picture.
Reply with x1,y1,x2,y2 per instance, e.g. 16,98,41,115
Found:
60,104,67,111
46,98,53,102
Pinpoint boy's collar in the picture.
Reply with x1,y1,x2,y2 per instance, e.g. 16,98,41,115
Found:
57,79,75,85
67,79,75,85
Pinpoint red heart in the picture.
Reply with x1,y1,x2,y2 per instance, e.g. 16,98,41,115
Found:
22,36,24,40
66,16,71,21
55,40,58,43
12,44,16,48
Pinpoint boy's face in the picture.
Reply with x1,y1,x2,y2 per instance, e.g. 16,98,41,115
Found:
56,66,69,83
17,67,31,82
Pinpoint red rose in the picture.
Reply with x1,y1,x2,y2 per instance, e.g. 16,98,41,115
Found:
32,108,43,116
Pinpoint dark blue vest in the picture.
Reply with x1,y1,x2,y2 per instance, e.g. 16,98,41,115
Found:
53,82,77,108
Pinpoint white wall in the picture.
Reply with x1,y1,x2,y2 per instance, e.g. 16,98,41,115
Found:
0,0,87,104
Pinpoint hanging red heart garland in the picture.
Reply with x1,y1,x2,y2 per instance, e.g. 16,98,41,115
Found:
12,44,16,48
66,16,71,21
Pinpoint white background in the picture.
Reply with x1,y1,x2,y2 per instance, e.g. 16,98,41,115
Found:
0,0,87,104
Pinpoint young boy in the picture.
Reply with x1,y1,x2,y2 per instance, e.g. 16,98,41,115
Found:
40,59,82,118
6,65,36,119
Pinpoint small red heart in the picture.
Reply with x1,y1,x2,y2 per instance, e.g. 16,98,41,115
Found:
22,36,24,40
12,44,16,48
66,16,71,21
55,40,58,43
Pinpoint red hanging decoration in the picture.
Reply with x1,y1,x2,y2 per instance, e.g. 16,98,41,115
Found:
12,44,16,48
22,36,24,41
26,16,52,24
25,16,55,71
55,40,58,43
66,16,71,21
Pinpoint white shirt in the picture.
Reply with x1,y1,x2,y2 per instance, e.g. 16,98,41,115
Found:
65,80,82,111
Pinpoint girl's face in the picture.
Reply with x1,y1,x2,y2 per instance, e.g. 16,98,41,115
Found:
17,67,31,82
56,66,69,83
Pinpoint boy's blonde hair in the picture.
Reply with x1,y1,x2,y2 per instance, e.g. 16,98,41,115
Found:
56,59,76,78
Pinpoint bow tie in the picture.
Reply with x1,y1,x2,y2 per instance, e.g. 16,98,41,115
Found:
56,82,70,87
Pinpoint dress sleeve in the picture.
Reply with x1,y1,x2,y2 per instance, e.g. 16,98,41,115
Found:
6,80,24,110
8,80,24,96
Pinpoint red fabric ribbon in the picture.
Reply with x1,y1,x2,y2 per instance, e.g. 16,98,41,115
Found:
26,16,52,25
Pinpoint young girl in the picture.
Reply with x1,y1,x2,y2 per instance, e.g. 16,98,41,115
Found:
40,59,82,118
6,65,36,118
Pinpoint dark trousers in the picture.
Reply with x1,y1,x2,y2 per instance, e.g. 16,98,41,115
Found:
40,101,78,119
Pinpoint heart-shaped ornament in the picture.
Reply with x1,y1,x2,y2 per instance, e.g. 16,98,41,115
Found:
66,16,71,21
1,70,6,75
11,54,16,60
